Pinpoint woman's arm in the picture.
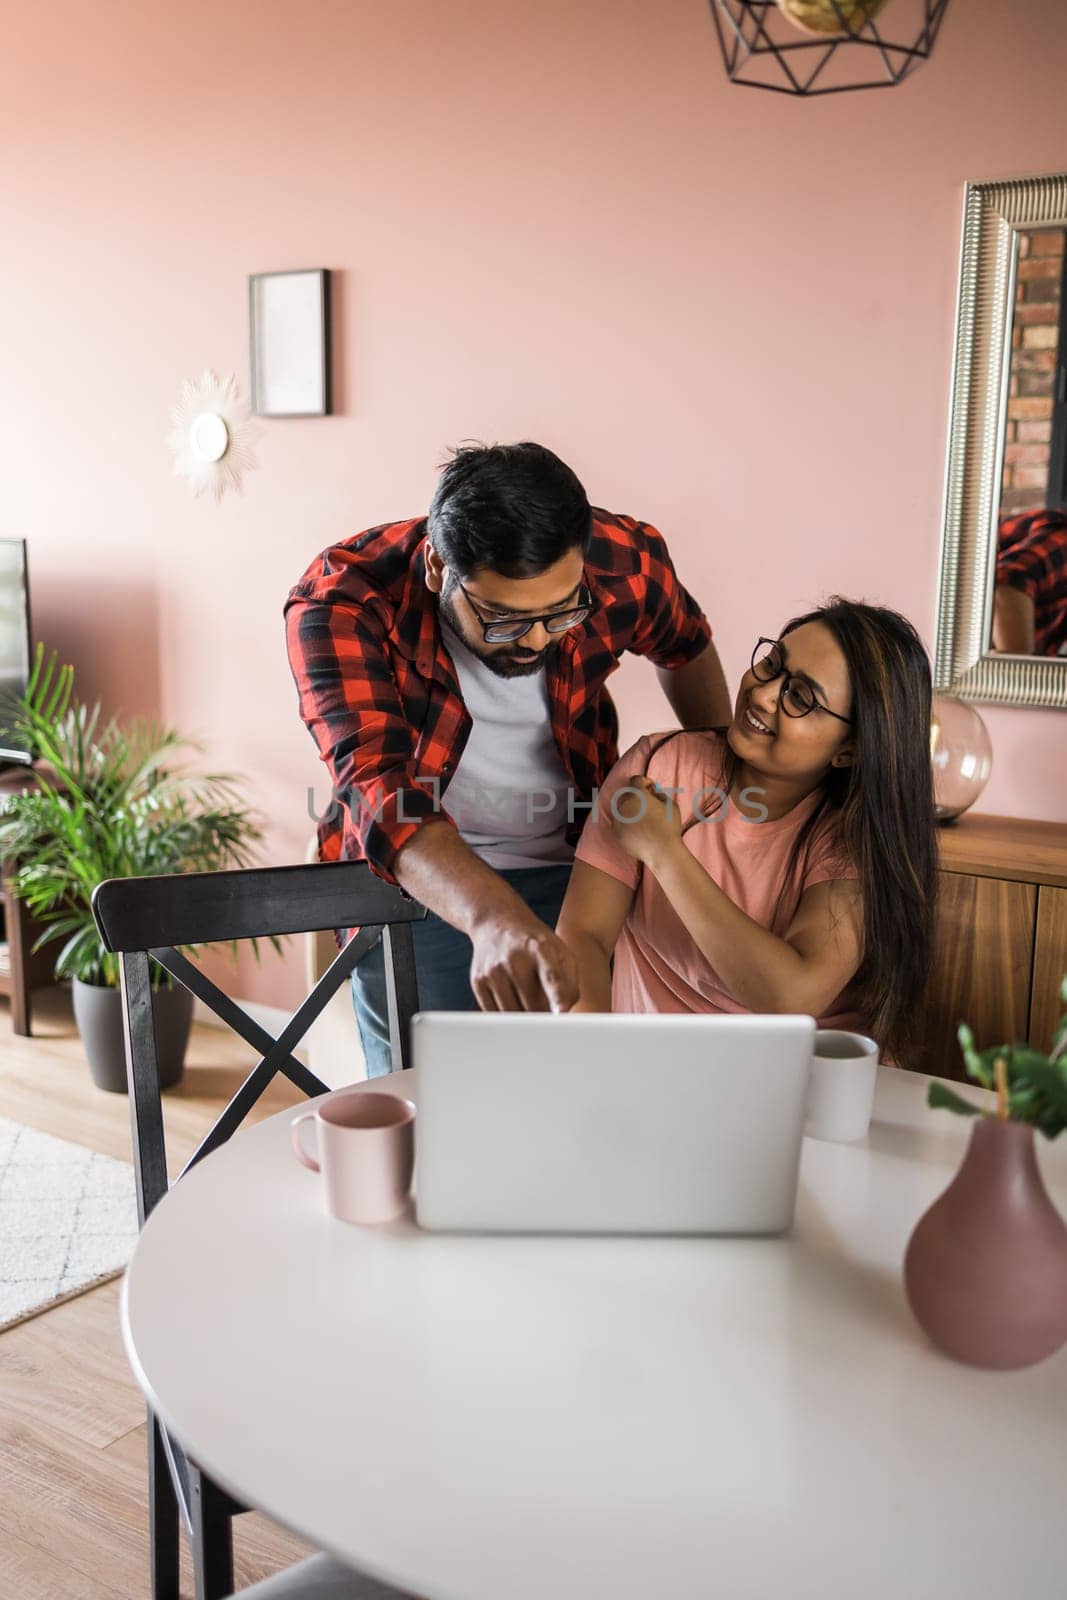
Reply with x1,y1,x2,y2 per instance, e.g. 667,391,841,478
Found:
613,776,863,1016
556,861,635,1012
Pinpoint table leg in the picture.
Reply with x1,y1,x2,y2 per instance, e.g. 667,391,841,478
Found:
190,1461,235,1600
148,1409,181,1600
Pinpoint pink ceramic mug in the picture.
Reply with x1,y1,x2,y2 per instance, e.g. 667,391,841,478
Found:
291,1091,416,1224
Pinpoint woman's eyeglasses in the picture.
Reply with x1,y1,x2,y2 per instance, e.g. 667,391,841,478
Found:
460,581,593,645
750,637,851,723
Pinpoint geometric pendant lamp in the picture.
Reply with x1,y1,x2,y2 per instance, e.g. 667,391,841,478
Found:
708,0,952,96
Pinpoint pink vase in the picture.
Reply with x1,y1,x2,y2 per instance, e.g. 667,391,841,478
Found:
904,1117,1067,1370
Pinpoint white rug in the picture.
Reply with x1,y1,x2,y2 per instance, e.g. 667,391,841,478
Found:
0,1116,140,1332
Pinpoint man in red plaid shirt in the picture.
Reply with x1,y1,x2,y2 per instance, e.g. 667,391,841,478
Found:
993,507,1067,657
285,441,729,1076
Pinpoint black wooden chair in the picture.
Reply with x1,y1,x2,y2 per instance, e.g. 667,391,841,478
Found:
91,861,427,1600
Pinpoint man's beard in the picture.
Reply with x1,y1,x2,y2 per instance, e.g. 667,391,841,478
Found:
439,586,560,679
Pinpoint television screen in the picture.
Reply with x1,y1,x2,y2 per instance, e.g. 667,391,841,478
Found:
0,538,33,766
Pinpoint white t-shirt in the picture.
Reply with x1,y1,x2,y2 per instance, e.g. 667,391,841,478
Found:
441,622,574,870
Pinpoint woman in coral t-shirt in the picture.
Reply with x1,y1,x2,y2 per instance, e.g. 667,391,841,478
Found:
557,599,937,1069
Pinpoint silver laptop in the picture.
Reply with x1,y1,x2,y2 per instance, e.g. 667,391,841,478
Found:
412,1012,815,1235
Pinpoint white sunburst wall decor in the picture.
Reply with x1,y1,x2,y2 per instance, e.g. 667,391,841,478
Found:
167,369,261,502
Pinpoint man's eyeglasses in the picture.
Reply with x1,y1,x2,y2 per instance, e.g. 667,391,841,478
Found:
460,581,593,645
750,637,852,723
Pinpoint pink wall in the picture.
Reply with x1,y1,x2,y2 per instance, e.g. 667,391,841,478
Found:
4,0,1066,1010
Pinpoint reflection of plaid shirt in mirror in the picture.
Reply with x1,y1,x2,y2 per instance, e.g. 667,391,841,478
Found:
996,508,1067,656
285,509,712,887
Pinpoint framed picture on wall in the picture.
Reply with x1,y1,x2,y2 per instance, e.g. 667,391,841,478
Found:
249,268,332,417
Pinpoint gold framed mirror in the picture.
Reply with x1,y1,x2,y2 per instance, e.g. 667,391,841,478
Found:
935,174,1067,708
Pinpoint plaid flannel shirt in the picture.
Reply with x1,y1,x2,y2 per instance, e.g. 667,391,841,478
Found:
996,509,1067,656
284,508,713,892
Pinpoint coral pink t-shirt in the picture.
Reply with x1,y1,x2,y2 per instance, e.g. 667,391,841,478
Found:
574,731,865,1032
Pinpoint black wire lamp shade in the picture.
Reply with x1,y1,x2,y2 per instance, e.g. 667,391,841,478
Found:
709,0,951,96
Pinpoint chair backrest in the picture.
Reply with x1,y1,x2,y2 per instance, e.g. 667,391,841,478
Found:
92,861,426,1226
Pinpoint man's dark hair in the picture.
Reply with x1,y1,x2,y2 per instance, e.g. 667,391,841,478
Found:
427,441,592,579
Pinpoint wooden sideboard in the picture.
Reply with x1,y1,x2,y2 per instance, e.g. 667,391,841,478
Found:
923,812,1067,1080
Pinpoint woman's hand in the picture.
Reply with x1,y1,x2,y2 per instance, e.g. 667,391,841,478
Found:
610,774,685,870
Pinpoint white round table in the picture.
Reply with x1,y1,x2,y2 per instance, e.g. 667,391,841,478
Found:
122,1065,1067,1600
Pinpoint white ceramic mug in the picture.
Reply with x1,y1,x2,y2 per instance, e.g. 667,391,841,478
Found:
291,1090,416,1223
805,1030,879,1143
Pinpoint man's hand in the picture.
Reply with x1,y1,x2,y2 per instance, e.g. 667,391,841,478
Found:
469,912,580,1013
393,821,580,1012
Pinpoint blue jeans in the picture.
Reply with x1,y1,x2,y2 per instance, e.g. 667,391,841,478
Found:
349,863,573,1079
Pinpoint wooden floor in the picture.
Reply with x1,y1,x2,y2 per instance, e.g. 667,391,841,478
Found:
0,985,317,1598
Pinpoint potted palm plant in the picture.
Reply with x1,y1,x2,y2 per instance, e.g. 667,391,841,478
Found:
0,646,269,1092
904,974,1067,1369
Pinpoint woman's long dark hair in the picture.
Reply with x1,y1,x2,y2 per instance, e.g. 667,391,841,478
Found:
647,598,938,1066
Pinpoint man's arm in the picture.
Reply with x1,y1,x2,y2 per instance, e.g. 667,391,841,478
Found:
992,514,1066,654
621,520,727,726
393,822,579,1013
657,642,732,729
991,584,1036,653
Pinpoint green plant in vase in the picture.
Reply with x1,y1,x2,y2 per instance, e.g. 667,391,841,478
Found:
903,973,1067,1370
925,977,1067,1136
0,645,275,1090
